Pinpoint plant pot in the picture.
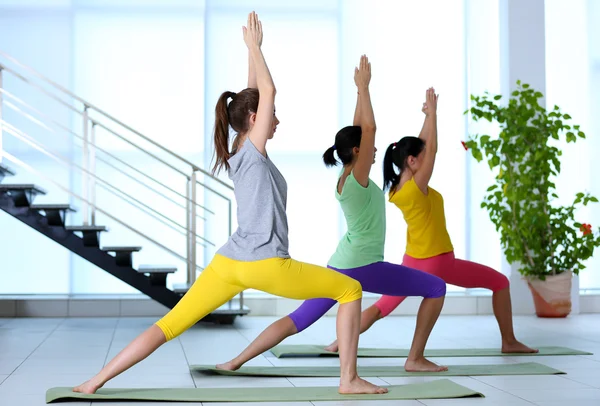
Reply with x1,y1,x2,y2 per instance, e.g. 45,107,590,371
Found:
526,271,572,318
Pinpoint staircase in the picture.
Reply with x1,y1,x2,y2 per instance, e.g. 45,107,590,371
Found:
0,52,248,324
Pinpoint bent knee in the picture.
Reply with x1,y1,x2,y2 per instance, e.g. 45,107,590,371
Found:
491,273,510,292
338,277,362,304
421,275,446,299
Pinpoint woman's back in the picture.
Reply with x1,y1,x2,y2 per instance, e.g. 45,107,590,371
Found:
217,139,290,261
328,172,386,269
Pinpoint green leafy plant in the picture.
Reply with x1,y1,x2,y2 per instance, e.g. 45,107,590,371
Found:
464,81,600,280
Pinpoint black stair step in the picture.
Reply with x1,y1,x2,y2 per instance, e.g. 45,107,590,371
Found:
138,265,176,273
66,225,107,231
0,184,47,207
173,283,191,294
66,225,107,247
102,246,142,267
31,204,77,227
138,265,177,287
102,246,142,252
0,164,15,182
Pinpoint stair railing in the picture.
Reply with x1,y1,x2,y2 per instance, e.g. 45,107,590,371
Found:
0,51,240,307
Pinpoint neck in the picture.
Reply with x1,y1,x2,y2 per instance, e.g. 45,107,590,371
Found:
343,161,357,176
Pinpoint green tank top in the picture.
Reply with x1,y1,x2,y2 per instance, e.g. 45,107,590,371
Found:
328,172,386,269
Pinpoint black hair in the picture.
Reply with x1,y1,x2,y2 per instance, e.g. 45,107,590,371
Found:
382,136,425,190
322,126,362,167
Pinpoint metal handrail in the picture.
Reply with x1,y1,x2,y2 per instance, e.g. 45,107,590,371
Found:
2,151,206,272
0,121,215,247
0,51,239,304
0,51,233,191
0,90,212,217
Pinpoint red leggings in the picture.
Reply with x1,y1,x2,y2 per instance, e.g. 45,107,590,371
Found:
374,251,510,317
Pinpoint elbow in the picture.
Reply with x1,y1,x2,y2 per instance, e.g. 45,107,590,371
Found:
362,123,376,133
260,85,276,97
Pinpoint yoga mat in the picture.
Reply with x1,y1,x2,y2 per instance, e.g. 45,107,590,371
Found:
191,362,564,377
46,379,483,403
271,345,592,358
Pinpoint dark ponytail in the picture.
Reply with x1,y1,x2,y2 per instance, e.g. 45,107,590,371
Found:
382,143,400,191
212,88,260,174
322,146,338,167
382,136,425,191
213,91,237,174
322,126,362,168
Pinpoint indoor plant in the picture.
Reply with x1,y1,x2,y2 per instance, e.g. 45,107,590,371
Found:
464,81,600,317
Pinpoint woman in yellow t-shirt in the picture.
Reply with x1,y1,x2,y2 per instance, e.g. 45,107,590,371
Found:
330,88,536,354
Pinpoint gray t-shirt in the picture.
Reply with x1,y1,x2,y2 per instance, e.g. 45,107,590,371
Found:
217,139,290,261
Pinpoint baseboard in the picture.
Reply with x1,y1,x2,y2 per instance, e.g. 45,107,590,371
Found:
1,293,599,317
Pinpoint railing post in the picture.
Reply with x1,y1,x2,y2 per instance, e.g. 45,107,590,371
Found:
82,105,89,225
0,67,3,163
90,122,97,225
186,177,192,285
190,170,198,285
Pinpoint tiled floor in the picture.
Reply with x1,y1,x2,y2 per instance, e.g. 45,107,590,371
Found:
1,314,600,405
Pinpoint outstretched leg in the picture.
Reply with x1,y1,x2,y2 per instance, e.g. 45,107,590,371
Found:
218,297,337,370
74,260,243,394
438,255,537,353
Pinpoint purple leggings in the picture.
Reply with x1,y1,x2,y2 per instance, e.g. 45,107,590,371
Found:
288,261,446,332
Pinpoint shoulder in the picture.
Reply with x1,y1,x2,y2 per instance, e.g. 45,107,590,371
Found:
390,178,426,202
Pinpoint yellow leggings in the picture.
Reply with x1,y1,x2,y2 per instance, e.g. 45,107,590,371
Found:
156,254,363,340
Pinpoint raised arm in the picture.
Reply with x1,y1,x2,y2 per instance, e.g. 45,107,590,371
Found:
413,88,438,193
244,12,276,155
353,83,361,126
247,13,263,88
417,95,437,149
352,55,376,187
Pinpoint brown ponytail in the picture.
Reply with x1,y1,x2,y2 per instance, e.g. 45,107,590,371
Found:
212,91,237,174
212,88,260,174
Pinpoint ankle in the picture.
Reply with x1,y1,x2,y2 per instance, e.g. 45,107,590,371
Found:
502,337,518,345
340,371,358,384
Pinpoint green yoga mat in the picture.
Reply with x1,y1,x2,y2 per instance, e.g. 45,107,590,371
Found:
191,362,563,377
271,345,592,358
46,379,483,403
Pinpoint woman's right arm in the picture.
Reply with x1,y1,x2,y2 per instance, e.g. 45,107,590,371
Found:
352,55,376,188
244,12,276,155
413,88,438,193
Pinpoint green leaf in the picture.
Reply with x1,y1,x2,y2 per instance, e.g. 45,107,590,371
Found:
494,95,502,100
522,83,530,89
512,91,519,97
564,114,572,119
487,185,499,192
591,197,599,203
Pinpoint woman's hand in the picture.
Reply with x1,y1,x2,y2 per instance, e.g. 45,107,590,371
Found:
243,11,263,50
354,55,372,91
422,87,438,115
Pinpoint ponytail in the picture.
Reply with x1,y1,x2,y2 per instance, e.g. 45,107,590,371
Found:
382,143,400,191
323,146,339,167
212,91,237,174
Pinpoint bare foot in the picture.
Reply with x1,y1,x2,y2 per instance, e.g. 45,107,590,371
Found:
502,340,538,354
73,379,103,395
216,360,240,371
404,357,448,372
339,377,388,394
324,341,339,353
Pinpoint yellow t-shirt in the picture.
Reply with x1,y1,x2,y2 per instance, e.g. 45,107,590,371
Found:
389,178,453,258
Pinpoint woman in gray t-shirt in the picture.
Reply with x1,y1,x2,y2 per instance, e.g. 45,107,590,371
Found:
74,12,386,396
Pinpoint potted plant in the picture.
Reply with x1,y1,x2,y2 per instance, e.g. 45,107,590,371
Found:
463,81,600,317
